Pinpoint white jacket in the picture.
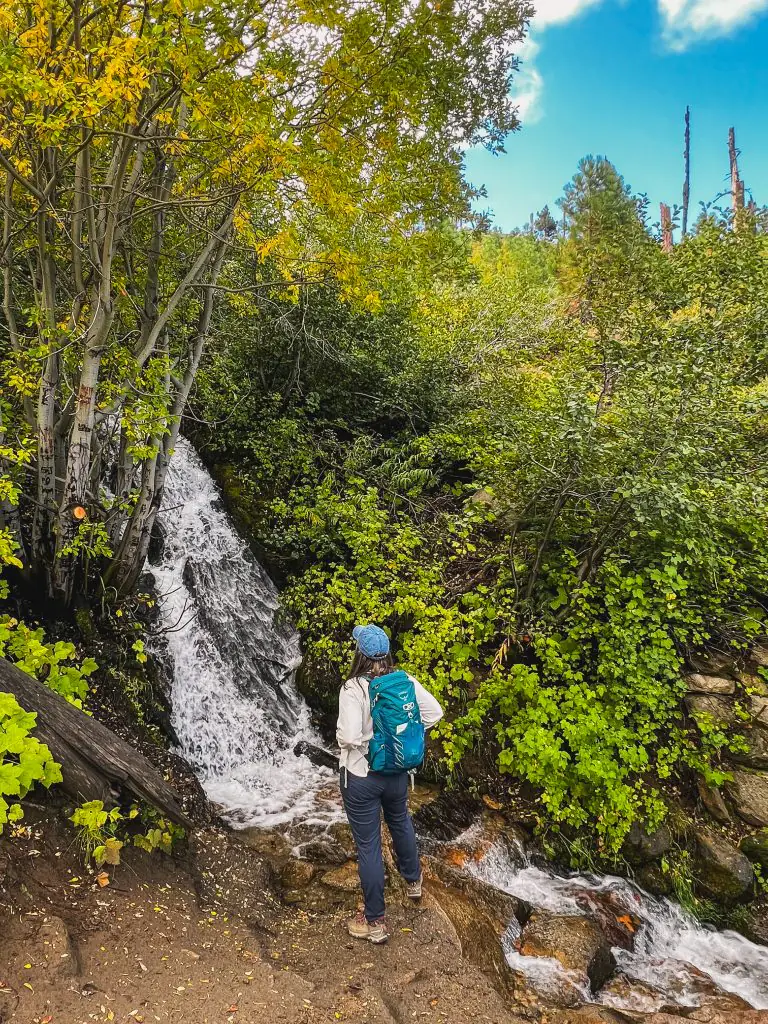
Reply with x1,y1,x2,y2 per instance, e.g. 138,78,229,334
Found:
337,674,444,778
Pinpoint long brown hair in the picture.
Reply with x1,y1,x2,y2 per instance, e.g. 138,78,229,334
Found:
349,650,394,680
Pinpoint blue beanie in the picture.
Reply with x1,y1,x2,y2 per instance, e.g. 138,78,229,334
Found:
353,624,390,660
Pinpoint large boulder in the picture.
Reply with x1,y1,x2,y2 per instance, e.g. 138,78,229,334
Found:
685,673,736,696
423,880,513,994
519,912,615,991
740,831,768,870
726,771,768,828
422,854,528,931
693,828,754,902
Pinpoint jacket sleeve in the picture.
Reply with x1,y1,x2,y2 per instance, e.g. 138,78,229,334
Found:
412,678,444,730
337,680,365,750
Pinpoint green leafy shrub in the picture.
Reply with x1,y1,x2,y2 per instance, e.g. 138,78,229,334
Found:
70,799,185,866
0,619,97,708
0,691,62,831
192,195,768,852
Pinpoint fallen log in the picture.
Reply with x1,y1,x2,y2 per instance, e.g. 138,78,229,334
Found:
0,656,192,828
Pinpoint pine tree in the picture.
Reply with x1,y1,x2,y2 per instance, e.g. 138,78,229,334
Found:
533,205,558,240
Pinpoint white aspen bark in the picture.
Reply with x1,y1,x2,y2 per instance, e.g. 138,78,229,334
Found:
108,228,230,595
31,205,60,576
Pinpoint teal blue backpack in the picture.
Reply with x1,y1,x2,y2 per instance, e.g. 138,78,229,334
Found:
366,670,425,774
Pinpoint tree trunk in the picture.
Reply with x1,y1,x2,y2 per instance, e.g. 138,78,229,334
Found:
682,106,691,239
0,656,192,826
660,203,673,252
729,127,745,223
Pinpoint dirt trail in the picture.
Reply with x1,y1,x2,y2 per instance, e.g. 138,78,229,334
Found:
0,809,527,1024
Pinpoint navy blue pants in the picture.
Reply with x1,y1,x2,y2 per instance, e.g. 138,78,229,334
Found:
340,770,421,922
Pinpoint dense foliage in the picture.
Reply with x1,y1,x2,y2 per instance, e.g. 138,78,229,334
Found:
193,159,768,851
0,0,530,603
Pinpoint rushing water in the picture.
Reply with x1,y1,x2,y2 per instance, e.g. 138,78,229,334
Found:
150,437,339,829
152,438,768,1011
470,840,768,1012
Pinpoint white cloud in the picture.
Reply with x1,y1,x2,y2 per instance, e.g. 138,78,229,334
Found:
511,38,545,124
531,0,607,28
513,0,768,127
659,0,768,48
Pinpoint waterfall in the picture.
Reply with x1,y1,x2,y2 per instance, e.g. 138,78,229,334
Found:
469,841,768,1012
150,437,339,830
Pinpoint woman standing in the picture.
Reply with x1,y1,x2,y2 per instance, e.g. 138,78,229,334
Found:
337,624,443,944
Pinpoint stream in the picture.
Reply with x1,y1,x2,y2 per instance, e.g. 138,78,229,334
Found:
151,437,768,1014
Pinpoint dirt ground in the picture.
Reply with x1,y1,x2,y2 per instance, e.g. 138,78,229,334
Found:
0,808,531,1024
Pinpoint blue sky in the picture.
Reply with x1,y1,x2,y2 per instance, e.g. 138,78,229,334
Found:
465,0,768,233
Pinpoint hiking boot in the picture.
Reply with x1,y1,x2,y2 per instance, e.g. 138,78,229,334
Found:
406,875,423,900
347,911,389,944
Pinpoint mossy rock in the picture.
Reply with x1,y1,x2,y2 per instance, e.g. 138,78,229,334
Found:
740,830,768,870
694,828,754,903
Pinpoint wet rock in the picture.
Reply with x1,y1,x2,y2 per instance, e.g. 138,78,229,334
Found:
189,829,279,930
147,516,167,564
519,912,615,990
296,834,352,866
36,916,79,978
623,821,673,865
697,777,731,824
321,861,360,891
327,822,357,860
293,740,338,771
694,828,754,902
412,789,483,842
238,827,293,865
281,858,318,889
726,771,768,828
599,972,682,1014
740,831,768,870
570,888,641,952
422,880,512,993
684,673,736,696
422,854,529,930
634,861,676,898
642,1012,768,1024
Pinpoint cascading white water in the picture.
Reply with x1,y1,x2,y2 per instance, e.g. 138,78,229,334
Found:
150,437,340,830
470,841,768,1012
